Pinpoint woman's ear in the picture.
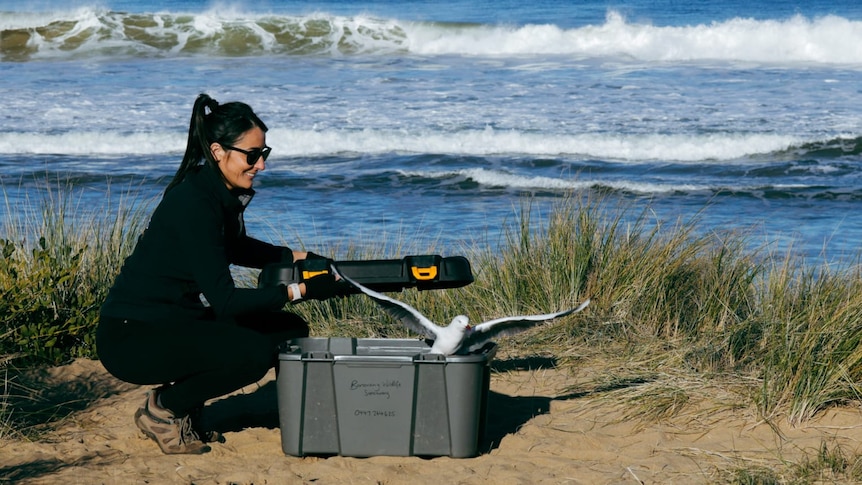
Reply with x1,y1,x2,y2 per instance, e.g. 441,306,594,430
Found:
210,142,225,162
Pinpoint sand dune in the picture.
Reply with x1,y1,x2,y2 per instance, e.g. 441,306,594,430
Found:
3,356,862,484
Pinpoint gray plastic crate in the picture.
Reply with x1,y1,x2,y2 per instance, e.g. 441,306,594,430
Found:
276,337,496,458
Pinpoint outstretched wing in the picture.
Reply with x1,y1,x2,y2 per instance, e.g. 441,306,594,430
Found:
332,264,442,339
463,299,590,351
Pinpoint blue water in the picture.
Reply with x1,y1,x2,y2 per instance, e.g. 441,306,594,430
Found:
2,0,862,264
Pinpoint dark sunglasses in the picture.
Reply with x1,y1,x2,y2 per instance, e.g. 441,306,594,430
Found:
222,144,272,166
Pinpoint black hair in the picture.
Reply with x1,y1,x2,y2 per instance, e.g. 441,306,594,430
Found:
165,93,268,193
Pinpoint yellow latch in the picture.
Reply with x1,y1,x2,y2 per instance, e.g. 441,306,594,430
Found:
410,266,438,281
302,269,330,280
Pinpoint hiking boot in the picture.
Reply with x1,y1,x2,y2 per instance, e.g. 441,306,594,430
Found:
134,391,211,455
189,405,224,443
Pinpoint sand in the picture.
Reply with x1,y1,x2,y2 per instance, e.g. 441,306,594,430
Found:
3,355,862,484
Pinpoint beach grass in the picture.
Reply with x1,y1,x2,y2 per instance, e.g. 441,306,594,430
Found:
2,182,862,480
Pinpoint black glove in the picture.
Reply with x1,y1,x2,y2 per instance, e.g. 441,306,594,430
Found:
303,273,350,301
302,251,334,272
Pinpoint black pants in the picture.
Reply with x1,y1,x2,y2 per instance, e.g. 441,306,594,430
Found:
96,311,309,416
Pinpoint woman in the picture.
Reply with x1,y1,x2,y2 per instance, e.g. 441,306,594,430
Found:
97,94,345,454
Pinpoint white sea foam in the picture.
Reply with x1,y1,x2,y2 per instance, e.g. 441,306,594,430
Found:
398,167,701,193
251,128,805,163
393,167,809,194
0,128,804,163
407,12,862,64
0,131,187,156
5,7,862,64
0,129,804,162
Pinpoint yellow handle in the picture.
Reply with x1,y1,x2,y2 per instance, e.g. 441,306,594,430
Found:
302,269,330,280
411,266,438,281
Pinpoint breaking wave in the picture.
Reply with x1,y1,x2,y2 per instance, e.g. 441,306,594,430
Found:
3,7,862,64
0,127,834,161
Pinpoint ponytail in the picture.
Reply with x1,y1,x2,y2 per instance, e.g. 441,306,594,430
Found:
165,93,268,193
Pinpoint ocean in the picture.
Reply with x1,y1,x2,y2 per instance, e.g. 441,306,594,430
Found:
2,0,861,265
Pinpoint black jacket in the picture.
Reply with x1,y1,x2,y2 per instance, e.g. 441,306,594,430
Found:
100,164,290,323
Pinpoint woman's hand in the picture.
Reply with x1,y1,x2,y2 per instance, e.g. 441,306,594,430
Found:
301,273,350,301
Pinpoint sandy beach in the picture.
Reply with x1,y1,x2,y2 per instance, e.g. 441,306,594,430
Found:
4,352,862,485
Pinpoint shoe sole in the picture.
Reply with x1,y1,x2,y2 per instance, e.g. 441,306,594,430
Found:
134,408,211,455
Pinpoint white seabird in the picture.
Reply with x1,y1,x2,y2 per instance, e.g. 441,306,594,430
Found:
333,264,590,355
